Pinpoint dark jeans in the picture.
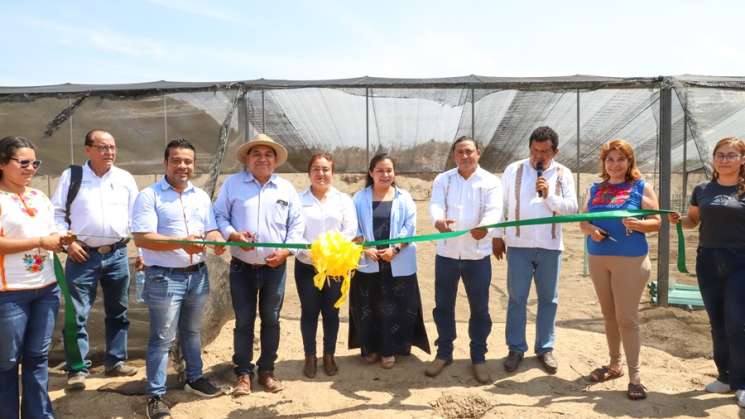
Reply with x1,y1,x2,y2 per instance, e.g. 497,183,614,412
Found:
0,283,60,419
696,247,745,391
64,246,130,372
433,255,492,363
230,259,286,376
294,260,341,356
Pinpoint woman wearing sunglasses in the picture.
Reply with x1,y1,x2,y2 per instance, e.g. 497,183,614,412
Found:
0,136,64,418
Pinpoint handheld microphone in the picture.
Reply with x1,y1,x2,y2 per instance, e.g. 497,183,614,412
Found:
536,161,544,197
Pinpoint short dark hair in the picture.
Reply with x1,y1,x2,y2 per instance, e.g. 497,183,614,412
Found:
84,129,109,146
365,153,396,187
0,136,37,180
307,152,334,173
450,136,481,153
529,126,559,150
164,138,196,161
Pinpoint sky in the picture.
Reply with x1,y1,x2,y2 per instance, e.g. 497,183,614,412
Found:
2,0,744,86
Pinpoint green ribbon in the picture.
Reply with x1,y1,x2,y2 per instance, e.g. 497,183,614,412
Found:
53,254,86,371
153,209,689,274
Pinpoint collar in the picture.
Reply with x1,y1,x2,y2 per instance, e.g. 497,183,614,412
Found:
158,176,194,193
302,186,337,202
523,158,558,173
84,160,114,179
454,165,484,181
242,171,278,186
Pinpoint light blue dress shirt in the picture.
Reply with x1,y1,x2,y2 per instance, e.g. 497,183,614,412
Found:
353,186,417,276
131,177,218,268
214,171,305,265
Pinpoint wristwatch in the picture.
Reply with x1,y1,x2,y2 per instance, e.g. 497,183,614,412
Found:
393,245,401,255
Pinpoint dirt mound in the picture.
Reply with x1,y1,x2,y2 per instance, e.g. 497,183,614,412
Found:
431,393,494,418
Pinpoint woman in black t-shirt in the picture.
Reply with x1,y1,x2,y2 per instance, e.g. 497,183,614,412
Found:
669,137,745,409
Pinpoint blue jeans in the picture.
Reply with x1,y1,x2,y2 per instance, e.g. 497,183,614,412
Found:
64,245,130,372
230,259,286,376
696,247,745,391
433,256,492,363
144,264,209,396
295,260,341,356
505,247,561,354
0,283,60,419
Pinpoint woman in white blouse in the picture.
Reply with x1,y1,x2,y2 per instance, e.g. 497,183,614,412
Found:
296,153,357,378
0,136,64,419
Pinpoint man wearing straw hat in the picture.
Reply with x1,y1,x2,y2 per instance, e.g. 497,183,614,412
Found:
214,133,304,395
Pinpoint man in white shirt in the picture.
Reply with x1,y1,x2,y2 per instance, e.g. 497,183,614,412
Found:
425,136,502,384
214,133,304,395
50,129,140,390
492,126,578,374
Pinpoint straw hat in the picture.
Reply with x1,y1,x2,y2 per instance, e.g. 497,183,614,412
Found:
236,134,288,167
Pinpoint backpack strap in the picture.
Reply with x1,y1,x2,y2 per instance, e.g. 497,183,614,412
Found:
64,165,83,229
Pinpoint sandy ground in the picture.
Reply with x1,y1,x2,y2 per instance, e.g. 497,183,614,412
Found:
44,174,744,418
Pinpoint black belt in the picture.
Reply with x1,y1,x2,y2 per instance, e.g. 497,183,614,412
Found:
83,238,129,254
231,258,267,269
150,262,206,273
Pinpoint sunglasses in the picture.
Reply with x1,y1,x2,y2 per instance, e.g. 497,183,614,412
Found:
10,157,42,169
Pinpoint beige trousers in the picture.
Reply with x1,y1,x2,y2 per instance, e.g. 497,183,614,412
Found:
588,254,651,382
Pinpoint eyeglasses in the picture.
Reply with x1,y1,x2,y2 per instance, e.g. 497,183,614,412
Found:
714,153,742,162
89,144,117,153
9,157,42,169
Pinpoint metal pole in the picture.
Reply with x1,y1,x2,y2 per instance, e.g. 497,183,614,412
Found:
261,90,266,133
365,88,370,164
471,88,475,139
657,85,673,307
163,94,168,146
576,89,581,201
69,97,74,164
681,114,689,211
578,89,589,277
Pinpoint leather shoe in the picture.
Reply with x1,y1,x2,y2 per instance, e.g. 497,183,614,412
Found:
503,351,524,372
323,354,338,376
424,358,451,377
258,372,284,393
233,374,252,396
104,363,138,377
303,355,317,378
538,351,558,374
472,363,491,384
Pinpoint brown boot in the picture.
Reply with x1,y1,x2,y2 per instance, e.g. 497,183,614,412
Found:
424,358,451,377
233,374,252,396
323,354,338,376
258,371,284,393
303,355,317,378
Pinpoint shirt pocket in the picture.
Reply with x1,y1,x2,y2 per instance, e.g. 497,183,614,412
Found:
107,183,130,207
271,200,290,227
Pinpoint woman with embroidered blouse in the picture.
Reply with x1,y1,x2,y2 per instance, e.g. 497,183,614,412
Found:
579,139,660,401
0,136,64,419
349,153,430,369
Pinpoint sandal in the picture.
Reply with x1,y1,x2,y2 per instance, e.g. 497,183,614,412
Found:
627,383,647,400
589,366,624,382
363,353,380,364
381,356,396,369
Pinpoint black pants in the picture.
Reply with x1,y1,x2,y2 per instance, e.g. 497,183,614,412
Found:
294,260,341,356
